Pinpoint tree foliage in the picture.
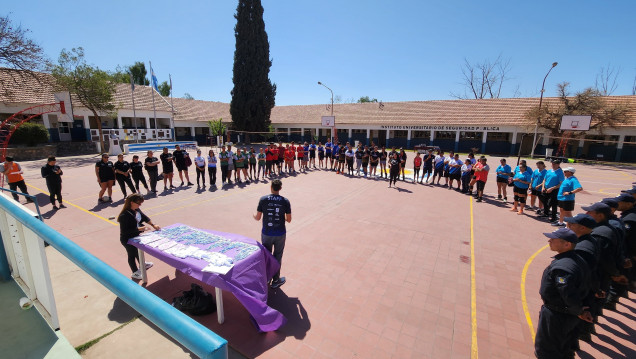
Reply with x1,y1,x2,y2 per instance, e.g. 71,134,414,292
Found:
358,96,378,103
524,82,629,138
451,55,517,99
183,93,194,100
158,81,170,96
113,61,150,86
230,0,276,140
10,122,49,146
0,15,49,97
207,118,226,136
51,47,116,151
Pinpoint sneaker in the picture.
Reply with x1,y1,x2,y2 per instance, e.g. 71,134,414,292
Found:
551,221,563,227
170,185,176,189
131,271,143,280
497,195,502,200
271,277,286,289
476,198,483,202
536,209,543,214
52,205,59,210
144,262,154,270
503,197,507,203
59,203,67,208
187,182,194,186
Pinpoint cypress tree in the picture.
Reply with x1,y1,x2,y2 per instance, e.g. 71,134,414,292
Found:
230,0,276,143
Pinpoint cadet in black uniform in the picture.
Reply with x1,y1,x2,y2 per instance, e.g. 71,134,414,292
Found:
95,153,115,203
605,193,635,309
41,156,65,210
566,214,600,343
144,150,159,193
160,147,175,190
114,154,137,198
619,191,636,292
535,228,591,359
130,155,149,194
583,202,625,319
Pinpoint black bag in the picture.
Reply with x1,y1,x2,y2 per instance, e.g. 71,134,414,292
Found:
172,283,216,316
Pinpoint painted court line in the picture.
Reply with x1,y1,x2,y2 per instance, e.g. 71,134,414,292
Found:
25,182,118,226
521,244,549,342
469,196,478,358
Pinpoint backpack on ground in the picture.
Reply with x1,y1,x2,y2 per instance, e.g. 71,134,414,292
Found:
172,283,216,316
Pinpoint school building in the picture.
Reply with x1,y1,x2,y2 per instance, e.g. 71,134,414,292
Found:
1,68,635,162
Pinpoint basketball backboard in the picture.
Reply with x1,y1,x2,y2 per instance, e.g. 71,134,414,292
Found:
560,115,591,131
321,116,335,127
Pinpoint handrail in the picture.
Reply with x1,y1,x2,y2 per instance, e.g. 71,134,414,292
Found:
0,195,227,359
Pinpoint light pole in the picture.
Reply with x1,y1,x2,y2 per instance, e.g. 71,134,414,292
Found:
317,81,336,142
530,62,558,158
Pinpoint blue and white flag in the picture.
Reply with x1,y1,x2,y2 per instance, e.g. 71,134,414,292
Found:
150,62,159,91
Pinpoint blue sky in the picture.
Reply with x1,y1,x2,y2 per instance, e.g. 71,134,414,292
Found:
4,1,636,106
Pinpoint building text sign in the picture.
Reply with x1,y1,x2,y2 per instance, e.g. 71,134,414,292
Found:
380,125,501,131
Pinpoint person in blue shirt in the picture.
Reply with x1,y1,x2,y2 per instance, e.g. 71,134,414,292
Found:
510,163,532,214
325,140,333,169
554,167,583,227
540,159,566,224
530,161,547,213
514,159,534,177
448,154,463,190
496,158,512,202
317,142,325,168
331,142,339,171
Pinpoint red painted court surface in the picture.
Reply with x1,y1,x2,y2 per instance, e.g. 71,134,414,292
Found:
15,152,636,358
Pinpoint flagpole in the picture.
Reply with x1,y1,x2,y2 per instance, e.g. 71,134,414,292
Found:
130,73,139,143
169,74,175,141
149,61,158,139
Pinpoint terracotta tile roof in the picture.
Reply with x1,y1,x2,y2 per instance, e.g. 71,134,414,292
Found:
2,69,635,127
270,96,636,127
171,97,231,123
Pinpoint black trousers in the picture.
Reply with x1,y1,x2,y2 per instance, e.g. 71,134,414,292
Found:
146,170,158,192
208,167,217,185
390,169,400,185
534,305,579,359
8,180,28,201
46,181,62,205
116,175,136,197
196,166,206,185
461,174,471,192
543,190,559,221
132,173,148,191
220,165,228,183
120,238,139,272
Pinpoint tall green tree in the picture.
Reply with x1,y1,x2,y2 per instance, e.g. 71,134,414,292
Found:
230,0,276,143
51,47,116,152
113,61,150,86
358,96,378,103
158,81,170,96
525,82,629,138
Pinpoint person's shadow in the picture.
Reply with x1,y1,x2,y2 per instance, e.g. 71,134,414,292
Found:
267,289,310,340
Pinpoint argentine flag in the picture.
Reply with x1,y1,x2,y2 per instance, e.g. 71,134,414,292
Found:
150,64,159,91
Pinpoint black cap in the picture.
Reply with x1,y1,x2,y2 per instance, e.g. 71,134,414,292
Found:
621,188,636,195
601,198,619,209
5,156,13,162
551,159,561,164
564,214,598,229
543,228,578,243
581,202,612,216
616,193,636,203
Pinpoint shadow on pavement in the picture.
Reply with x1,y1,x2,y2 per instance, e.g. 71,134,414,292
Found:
107,297,139,323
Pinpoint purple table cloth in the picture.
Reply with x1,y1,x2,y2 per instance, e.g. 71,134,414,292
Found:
129,223,286,331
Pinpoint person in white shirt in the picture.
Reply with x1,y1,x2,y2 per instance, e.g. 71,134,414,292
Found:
460,157,473,193
447,154,463,190
432,150,446,185
207,149,217,186
194,149,206,187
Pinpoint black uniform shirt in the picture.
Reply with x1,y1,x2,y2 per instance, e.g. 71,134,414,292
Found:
539,250,589,316
96,160,115,181
144,157,159,172
592,223,621,277
173,150,186,165
130,161,144,176
41,164,62,185
160,153,174,172
114,161,131,177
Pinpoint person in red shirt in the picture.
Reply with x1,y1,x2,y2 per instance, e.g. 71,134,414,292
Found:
296,145,304,170
277,142,285,175
413,152,422,183
285,146,295,173
472,156,490,202
265,144,274,176
270,145,279,176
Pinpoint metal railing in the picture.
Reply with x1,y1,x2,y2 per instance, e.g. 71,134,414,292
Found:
0,194,228,359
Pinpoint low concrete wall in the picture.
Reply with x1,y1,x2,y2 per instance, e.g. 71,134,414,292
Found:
56,142,98,157
6,145,57,161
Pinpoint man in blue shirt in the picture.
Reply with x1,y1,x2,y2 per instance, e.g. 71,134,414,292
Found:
553,167,583,227
325,140,333,169
254,179,292,289
448,154,463,191
530,161,548,213
496,158,512,202
541,159,566,224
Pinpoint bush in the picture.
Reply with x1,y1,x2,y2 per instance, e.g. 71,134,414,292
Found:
10,122,50,147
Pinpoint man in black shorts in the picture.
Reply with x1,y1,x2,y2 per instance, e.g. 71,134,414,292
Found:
160,147,175,190
114,154,137,198
173,145,193,186
421,149,434,184
253,179,292,289
369,146,380,178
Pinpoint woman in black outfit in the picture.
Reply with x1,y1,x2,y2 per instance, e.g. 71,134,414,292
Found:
117,193,159,280
399,149,408,181
388,153,401,188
